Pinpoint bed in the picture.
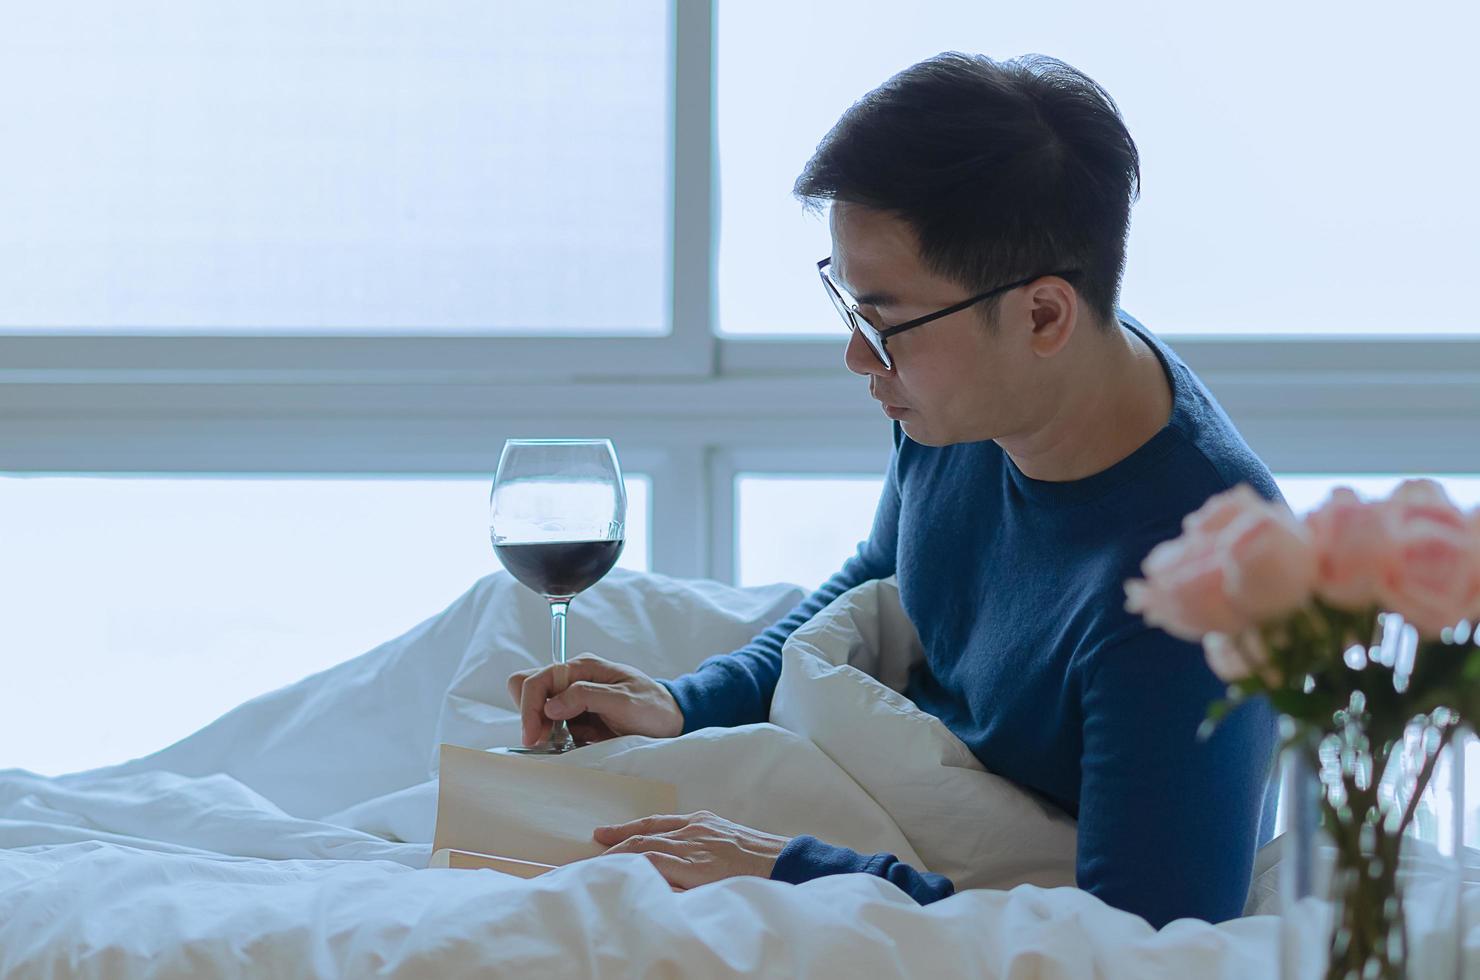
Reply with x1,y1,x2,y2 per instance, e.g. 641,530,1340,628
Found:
1,570,1472,977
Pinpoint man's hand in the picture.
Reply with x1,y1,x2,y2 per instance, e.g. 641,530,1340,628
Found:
593,811,790,890
506,653,684,747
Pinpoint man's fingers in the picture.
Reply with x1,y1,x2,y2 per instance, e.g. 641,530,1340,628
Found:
514,664,593,744
544,681,627,721
512,657,630,746
506,668,534,706
593,813,690,843
565,653,628,682
601,833,690,857
566,717,614,744
635,850,692,889
514,657,617,704
517,669,560,746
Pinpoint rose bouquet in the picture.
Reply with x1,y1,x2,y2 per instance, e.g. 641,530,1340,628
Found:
1125,480,1480,978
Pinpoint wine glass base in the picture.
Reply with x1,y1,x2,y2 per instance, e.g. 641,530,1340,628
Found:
495,743,581,756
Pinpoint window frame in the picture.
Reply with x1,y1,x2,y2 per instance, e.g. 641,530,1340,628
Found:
1,0,1478,585
0,0,716,385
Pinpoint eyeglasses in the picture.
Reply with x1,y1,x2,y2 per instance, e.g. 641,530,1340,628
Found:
817,257,1082,370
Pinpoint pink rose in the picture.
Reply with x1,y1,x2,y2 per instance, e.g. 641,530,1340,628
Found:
1220,498,1320,622
1125,484,1317,642
1305,487,1391,610
1202,630,1280,685
1474,508,1480,618
1376,480,1480,638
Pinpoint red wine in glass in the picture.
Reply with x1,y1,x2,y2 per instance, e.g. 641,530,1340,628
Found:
491,540,625,599
489,438,627,754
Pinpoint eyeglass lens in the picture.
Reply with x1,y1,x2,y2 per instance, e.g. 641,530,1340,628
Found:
823,271,891,368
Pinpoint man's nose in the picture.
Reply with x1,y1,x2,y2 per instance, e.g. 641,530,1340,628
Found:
843,327,889,378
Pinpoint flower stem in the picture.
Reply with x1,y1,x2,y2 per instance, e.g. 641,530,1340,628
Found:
1395,719,1459,836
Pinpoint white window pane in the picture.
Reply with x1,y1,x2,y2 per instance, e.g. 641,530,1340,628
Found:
736,474,883,589
0,3,668,335
717,2,1478,337
1275,474,1480,516
0,474,648,776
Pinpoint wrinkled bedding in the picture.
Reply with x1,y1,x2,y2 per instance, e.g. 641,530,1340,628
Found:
1,570,1475,978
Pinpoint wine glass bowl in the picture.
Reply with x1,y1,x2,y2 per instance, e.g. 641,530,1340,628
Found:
492,539,625,600
490,439,626,754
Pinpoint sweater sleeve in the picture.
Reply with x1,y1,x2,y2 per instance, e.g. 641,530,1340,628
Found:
1076,628,1277,928
770,835,955,903
660,426,904,732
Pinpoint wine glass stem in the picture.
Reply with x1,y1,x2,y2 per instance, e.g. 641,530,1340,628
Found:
548,598,575,752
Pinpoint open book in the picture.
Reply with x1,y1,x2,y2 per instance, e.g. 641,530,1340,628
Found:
430,743,677,877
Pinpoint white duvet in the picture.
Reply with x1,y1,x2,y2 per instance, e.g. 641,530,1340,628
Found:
1,570,1474,978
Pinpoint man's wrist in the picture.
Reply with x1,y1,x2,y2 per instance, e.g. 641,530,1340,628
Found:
655,683,685,738
753,832,791,879
656,677,697,735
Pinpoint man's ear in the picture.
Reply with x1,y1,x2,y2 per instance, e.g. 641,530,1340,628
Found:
1025,276,1079,358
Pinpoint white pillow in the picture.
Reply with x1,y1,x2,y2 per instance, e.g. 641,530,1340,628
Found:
67,569,802,823
771,577,1079,892
432,569,804,758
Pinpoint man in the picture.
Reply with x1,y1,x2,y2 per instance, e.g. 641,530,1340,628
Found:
507,52,1277,930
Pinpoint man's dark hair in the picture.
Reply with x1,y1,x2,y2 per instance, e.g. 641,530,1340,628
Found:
795,52,1141,328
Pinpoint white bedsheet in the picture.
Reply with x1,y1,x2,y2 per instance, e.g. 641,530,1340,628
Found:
1,569,1475,978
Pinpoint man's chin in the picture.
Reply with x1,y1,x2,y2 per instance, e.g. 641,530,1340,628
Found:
898,417,985,448
897,417,938,446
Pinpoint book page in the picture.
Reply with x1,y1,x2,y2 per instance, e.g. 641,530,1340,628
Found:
433,743,678,868
429,848,556,878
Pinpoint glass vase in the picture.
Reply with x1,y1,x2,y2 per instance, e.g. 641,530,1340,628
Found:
1279,715,1471,979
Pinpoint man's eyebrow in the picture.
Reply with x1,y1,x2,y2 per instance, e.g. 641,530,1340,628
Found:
851,287,901,308
846,282,899,309
828,262,901,307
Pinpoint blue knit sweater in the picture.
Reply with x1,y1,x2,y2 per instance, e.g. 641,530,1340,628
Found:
661,312,1279,929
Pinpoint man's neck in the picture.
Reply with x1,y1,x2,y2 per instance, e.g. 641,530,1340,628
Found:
996,324,1174,483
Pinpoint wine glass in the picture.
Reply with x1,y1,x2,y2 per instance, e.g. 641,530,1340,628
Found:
490,438,626,754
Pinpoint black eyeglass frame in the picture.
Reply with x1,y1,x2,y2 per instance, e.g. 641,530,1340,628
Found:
817,257,1083,369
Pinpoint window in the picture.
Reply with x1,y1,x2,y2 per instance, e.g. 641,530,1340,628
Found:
1276,474,1480,515
736,474,884,588
2,0,1476,797
0,3,670,335
716,0,1479,336
0,474,649,775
